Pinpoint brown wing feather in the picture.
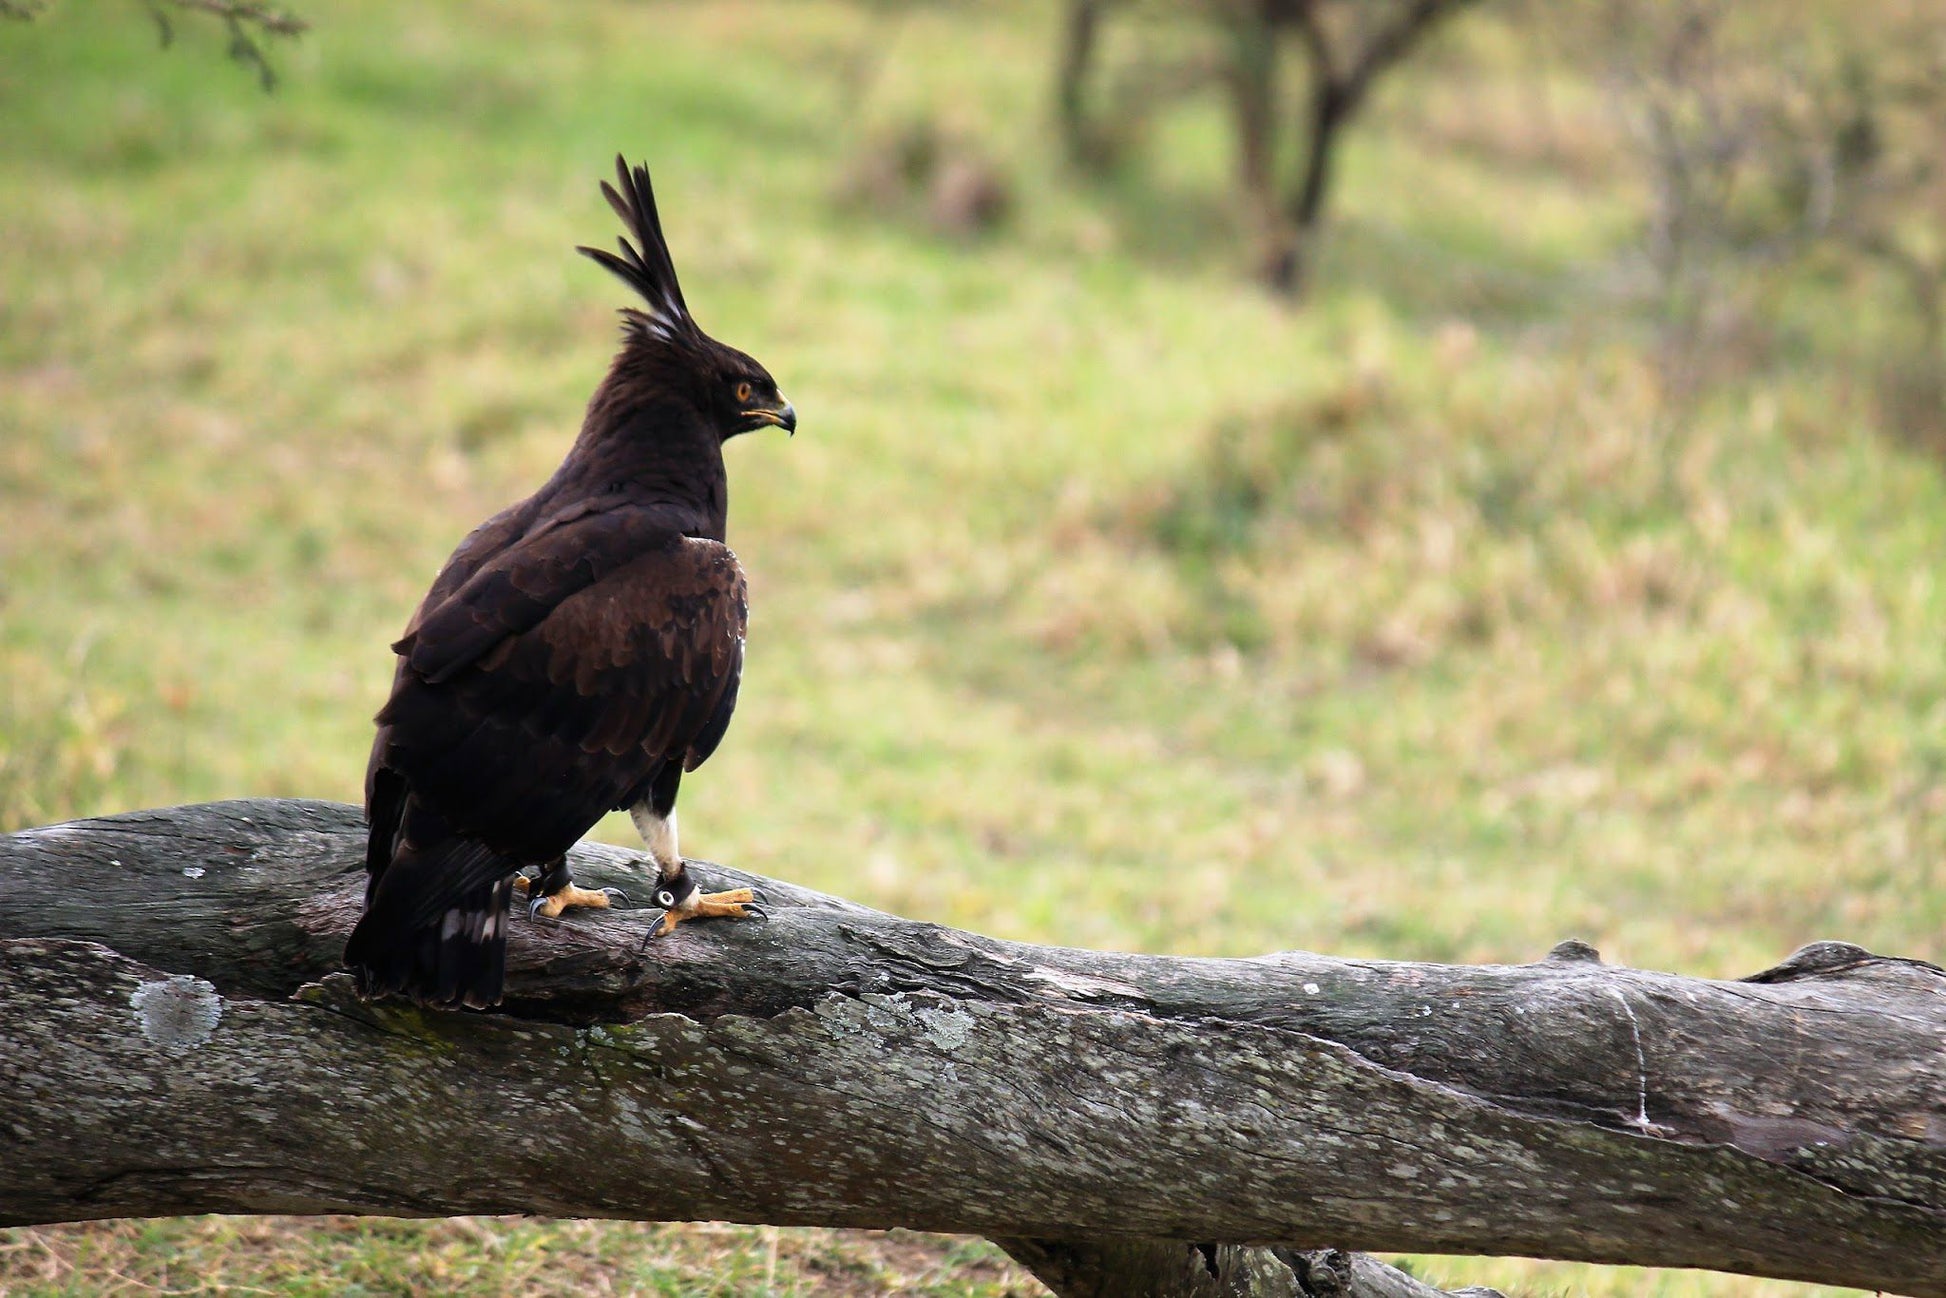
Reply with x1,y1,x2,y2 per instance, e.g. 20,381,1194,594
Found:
370,510,746,866
397,495,688,685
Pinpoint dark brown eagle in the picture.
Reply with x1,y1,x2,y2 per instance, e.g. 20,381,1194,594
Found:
343,157,793,1008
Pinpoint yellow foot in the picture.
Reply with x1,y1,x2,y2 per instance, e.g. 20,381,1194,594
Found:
654,887,762,936
528,882,617,920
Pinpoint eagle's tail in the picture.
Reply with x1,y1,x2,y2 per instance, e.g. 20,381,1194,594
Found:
345,785,518,1009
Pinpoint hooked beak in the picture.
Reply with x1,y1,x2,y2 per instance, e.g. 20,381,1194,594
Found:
742,400,796,436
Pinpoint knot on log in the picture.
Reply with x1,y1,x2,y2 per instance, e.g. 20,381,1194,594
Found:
1742,940,1944,987
1746,940,1882,981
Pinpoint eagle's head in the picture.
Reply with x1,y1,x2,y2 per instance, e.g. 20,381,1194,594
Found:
700,341,795,439
579,156,795,442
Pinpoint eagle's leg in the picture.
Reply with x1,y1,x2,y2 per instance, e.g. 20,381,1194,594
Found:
514,857,627,920
631,769,764,938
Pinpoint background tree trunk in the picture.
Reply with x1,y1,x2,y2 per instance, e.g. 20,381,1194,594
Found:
1264,0,1481,294
1055,0,1111,170
1225,4,1291,287
3,801,1942,1297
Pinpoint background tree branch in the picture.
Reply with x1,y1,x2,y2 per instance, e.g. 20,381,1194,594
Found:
2,0,304,88
144,0,306,90
1054,0,1482,294
2,801,1941,1297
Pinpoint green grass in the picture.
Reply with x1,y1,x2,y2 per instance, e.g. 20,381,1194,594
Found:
0,1218,1030,1296
0,2,1936,1295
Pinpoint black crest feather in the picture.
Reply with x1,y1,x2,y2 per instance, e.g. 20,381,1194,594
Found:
576,156,698,344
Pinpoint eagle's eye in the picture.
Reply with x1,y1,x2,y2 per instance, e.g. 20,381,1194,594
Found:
735,381,753,404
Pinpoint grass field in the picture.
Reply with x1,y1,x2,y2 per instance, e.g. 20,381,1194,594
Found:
1,2,1938,1294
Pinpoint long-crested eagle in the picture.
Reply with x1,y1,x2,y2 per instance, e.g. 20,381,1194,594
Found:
343,157,793,1008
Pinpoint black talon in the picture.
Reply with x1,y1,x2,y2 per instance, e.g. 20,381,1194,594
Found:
602,886,632,906
636,912,671,952
746,886,769,904
743,902,770,924
527,893,554,921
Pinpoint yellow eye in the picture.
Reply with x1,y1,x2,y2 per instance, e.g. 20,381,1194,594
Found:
735,381,753,403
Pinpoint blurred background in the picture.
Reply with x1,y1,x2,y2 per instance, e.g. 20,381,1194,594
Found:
2,0,1941,1293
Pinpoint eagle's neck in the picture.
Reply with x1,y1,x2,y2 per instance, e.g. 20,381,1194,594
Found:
555,391,729,541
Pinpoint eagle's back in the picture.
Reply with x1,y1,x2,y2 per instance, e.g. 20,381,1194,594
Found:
376,526,746,861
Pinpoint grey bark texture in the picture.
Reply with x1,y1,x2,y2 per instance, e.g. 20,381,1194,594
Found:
2,800,1942,1298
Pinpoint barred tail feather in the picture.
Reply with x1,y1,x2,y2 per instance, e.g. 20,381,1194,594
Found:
346,795,520,1008
345,872,515,1009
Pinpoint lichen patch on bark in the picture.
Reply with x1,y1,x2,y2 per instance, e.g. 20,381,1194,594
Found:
129,974,222,1051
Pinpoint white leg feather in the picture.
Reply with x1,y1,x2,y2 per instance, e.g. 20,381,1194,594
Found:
629,802,680,876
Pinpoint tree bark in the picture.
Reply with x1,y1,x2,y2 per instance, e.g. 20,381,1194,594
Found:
2,801,1942,1297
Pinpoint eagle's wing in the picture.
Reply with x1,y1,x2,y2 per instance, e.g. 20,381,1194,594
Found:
372,504,747,873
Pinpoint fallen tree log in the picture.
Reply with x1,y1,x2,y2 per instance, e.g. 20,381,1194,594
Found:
1,800,1940,1297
